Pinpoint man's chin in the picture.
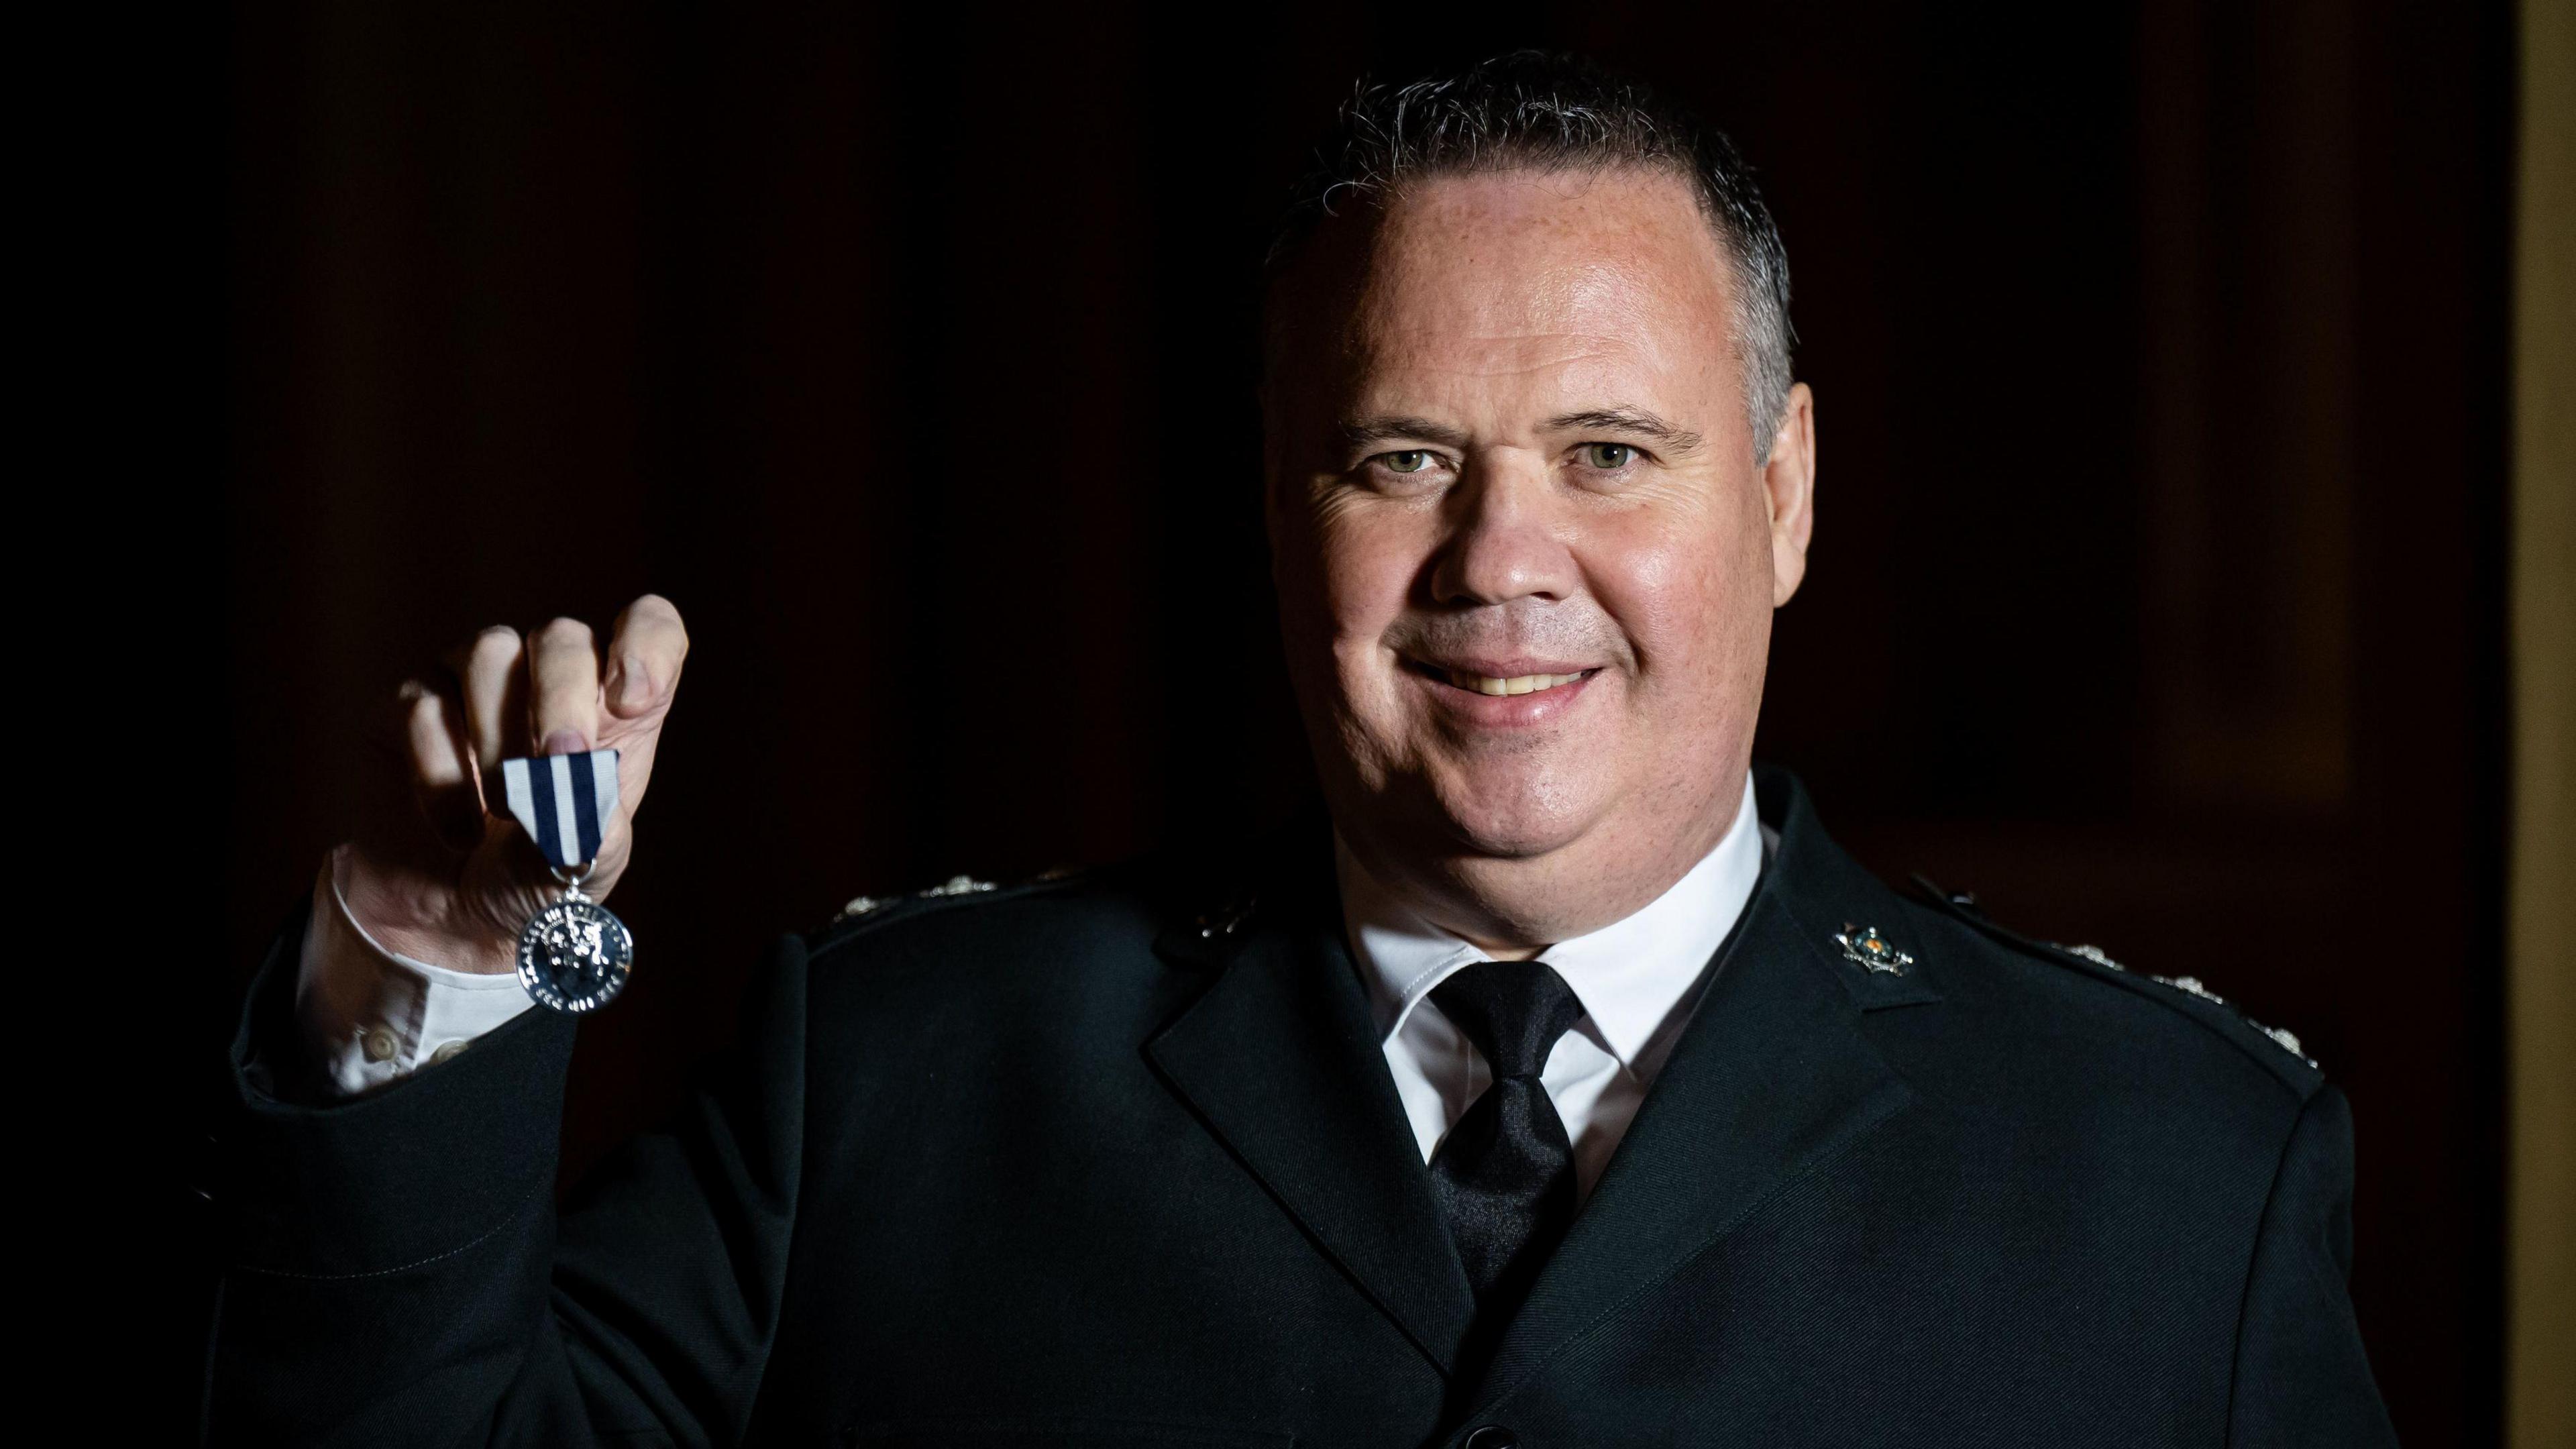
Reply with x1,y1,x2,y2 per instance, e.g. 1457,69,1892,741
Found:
1421,785,1601,863
1326,750,1610,868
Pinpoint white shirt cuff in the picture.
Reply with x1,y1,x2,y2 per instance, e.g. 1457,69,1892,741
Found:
294,845,540,1097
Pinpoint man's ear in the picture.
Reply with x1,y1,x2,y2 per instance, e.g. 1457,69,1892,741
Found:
1762,381,1817,606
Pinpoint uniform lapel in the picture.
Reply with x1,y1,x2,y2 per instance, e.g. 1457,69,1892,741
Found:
1144,851,1479,1379
1467,771,1929,1405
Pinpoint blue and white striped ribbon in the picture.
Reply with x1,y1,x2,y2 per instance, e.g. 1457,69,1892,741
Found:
499,749,621,869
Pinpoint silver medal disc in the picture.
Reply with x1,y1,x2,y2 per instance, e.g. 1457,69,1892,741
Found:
516,895,635,1014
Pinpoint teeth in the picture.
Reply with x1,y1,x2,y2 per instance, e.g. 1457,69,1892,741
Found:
1446,668,1588,696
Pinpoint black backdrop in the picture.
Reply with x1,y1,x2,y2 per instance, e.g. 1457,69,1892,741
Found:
189,2,2512,1442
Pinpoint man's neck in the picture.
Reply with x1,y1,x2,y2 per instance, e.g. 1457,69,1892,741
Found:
1337,771,1754,953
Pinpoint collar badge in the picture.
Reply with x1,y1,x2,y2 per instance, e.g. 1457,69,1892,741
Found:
1833,924,1915,976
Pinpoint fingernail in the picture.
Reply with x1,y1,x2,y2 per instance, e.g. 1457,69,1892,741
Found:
612,654,653,711
543,729,586,756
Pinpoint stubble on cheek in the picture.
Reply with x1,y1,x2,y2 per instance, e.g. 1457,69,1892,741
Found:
1326,629,1419,792
1567,522,1768,815
1643,545,1776,804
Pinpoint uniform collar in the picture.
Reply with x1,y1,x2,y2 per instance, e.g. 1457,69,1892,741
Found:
1334,770,1766,1076
1144,764,1937,1389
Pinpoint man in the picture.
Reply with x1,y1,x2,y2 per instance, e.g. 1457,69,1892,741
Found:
204,54,2396,1446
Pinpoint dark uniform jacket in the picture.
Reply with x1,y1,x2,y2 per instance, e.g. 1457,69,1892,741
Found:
203,768,2397,1446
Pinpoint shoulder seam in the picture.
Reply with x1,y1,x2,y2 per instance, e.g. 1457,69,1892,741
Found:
1907,889,2323,1100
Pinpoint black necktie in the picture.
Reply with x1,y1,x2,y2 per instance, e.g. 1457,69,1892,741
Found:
1426,960,1589,1326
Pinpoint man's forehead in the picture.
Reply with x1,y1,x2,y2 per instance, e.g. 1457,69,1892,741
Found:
1336,329,1672,427
1309,168,1738,415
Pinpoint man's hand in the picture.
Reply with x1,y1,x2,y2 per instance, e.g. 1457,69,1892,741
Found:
340,595,690,975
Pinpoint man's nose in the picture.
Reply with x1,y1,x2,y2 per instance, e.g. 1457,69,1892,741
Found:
1427,454,1577,607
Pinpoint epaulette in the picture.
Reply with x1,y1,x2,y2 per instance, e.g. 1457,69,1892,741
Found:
807,867,1088,951
1909,876,2323,1084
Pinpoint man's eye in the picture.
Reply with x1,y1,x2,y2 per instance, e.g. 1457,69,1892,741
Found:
1379,450,1434,475
1580,443,1638,470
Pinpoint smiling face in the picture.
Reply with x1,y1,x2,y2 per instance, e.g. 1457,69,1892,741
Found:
1265,166,1815,949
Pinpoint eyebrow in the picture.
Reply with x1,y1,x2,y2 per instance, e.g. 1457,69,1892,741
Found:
1542,408,1706,452
1337,415,1474,451
1334,408,1707,455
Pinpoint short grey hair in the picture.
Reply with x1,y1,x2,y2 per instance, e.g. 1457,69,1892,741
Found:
1265,52,1797,462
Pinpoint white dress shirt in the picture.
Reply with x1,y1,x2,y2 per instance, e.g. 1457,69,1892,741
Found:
297,845,541,1095
297,776,1768,1153
1334,773,1766,1202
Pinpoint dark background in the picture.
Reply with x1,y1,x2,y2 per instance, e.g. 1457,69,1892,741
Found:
186,1,2512,1442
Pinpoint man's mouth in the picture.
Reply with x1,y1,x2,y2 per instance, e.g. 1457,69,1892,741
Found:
1409,660,1601,697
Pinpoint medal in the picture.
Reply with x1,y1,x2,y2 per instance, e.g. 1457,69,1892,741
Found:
498,750,635,1014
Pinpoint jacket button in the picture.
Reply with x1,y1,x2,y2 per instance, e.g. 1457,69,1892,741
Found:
1462,1428,1518,1449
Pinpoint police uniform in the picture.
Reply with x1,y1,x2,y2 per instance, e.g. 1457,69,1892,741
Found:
201,767,2397,1446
